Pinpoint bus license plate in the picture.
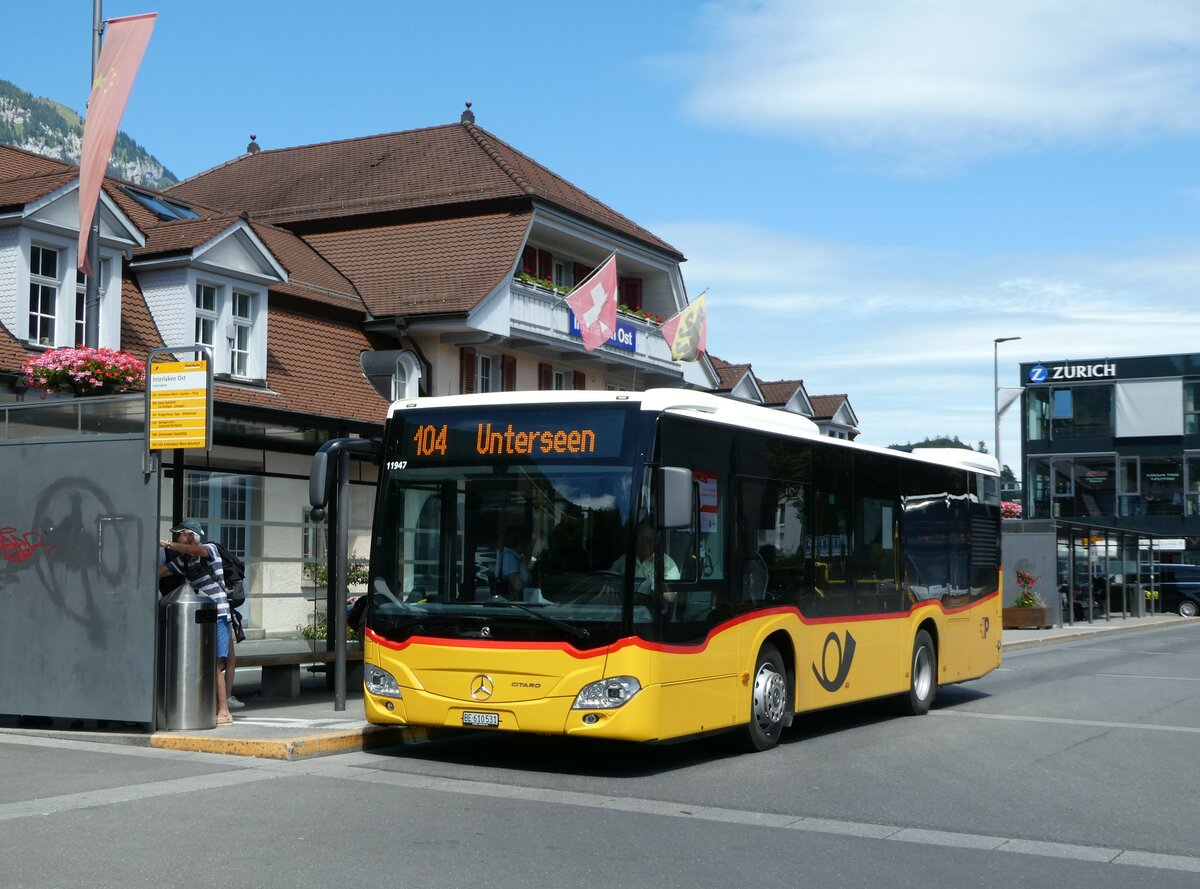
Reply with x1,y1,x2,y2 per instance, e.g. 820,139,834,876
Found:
462,711,499,728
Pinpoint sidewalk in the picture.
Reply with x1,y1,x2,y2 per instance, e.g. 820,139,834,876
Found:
1,615,1188,761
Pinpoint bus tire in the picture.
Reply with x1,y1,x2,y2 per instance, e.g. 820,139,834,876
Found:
739,643,788,751
903,629,937,716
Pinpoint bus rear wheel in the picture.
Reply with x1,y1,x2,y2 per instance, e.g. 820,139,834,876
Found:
739,643,788,751
903,629,937,716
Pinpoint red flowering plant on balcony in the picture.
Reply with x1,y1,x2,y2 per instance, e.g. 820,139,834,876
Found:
21,346,146,396
617,304,665,325
1000,500,1022,519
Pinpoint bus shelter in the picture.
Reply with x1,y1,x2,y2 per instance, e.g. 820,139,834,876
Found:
1004,517,1178,627
0,395,161,728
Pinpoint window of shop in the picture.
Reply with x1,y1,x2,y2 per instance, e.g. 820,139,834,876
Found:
1185,453,1200,516
1050,385,1113,440
1028,457,1052,518
1027,389,1049,441
1142,457,1184,516
1119,457,1140,517
1186,383,1200,435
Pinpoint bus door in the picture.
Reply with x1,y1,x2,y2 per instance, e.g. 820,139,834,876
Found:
901,493,974,682
653,466,739,736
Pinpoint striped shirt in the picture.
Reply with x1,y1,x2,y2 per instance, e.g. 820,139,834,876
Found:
166,542,230,623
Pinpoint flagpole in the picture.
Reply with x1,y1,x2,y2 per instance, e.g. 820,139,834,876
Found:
553,251,617,305
84,0,104,348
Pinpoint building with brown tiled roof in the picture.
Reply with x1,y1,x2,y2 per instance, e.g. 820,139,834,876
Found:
168,105,716,398
808,393,860,440
706,355,859,439
0,107,725,638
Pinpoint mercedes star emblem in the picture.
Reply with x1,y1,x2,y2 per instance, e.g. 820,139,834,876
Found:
470,674,494,700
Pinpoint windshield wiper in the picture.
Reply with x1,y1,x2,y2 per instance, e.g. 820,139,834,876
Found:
483,599,590,641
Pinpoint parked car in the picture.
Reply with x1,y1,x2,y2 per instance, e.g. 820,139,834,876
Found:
1141,563,1200,618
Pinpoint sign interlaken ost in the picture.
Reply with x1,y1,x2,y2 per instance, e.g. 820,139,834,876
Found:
146,351,212,451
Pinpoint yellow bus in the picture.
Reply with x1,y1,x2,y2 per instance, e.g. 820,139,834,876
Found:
352,389,1001,751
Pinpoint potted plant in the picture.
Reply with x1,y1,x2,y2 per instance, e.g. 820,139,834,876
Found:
1003,569,1052,629
21,346,146,396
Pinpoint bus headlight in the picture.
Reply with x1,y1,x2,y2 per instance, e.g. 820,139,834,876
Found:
365,664,403,699
572,676,642,710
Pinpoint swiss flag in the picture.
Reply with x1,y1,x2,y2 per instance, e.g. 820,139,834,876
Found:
565,254,618,352
78,13,157,274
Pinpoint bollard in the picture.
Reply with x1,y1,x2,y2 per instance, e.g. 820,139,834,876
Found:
156,583,218,731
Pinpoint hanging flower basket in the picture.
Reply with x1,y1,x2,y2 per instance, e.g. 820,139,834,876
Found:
21,347,146,396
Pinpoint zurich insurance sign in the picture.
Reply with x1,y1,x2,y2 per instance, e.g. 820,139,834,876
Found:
1028,362,1116,384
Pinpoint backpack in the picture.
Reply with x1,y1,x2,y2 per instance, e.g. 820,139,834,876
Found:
202,541,246,608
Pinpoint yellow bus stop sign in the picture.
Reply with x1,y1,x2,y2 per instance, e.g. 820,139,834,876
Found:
148,360,210,450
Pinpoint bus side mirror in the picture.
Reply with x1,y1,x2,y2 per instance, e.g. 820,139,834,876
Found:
656,467,694,529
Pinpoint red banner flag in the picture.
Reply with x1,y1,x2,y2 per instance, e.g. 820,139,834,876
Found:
660,292,707,361
565,253,618,352
78,13,157,274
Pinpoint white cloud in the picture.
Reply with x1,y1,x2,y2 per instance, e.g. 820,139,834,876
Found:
680,0,1200,164
658,217,1200,462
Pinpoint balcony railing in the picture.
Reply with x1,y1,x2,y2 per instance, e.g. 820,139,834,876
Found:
508,279,678,370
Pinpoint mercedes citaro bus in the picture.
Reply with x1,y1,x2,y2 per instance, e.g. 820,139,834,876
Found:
316,389,1002,751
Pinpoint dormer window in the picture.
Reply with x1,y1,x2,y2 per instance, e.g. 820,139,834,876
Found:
195,283,218,345
231,290,253,377
191,280,266,381
28,244,58,346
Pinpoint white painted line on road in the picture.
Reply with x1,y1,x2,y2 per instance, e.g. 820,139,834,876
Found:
293,762,1200,875
0,769,283,823
932,710,1200,734
1097,672,1200,683
4,729,1198,874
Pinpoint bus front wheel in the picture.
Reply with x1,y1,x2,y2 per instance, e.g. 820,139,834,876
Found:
903,630,937,716
739,643,788,751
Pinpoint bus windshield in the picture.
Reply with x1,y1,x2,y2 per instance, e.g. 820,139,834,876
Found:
368,406,652,648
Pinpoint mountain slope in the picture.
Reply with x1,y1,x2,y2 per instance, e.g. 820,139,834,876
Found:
0,79,176,189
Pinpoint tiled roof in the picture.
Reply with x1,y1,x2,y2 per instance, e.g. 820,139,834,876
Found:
250,223,361,310
0,322,30,371
707,355,754,391
136,215,245,257
168,122,681,257
0,145,72,179
758,379,805,406
301,210,532,317
0,171,76,211
809,394,850,421
206,308,391,425
118,276,165,356
134,215,365,313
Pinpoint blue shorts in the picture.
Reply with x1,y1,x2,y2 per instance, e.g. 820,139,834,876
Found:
216,618,230,660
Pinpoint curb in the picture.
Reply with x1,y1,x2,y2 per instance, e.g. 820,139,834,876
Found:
1000,617,1186,652
148,724,423,761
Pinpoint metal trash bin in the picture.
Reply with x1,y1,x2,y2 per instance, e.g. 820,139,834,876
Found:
156,583,218,731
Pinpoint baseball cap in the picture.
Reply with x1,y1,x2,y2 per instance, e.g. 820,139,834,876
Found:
169,519,205,538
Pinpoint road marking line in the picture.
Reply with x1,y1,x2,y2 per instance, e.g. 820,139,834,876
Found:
932,710,1200,734
293,763,1200,874
0,770,282,823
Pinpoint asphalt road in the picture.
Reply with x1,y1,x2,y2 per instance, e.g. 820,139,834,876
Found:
3,621,1200,889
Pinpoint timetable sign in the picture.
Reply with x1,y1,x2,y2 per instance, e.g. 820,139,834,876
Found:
149,360,210,450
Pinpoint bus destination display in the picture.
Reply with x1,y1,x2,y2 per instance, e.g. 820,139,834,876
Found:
400,408,627,462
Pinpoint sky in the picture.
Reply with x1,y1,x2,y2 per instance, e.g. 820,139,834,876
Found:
7,0,1200,474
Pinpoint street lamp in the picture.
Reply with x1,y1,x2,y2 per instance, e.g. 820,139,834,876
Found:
993,336,1021,477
